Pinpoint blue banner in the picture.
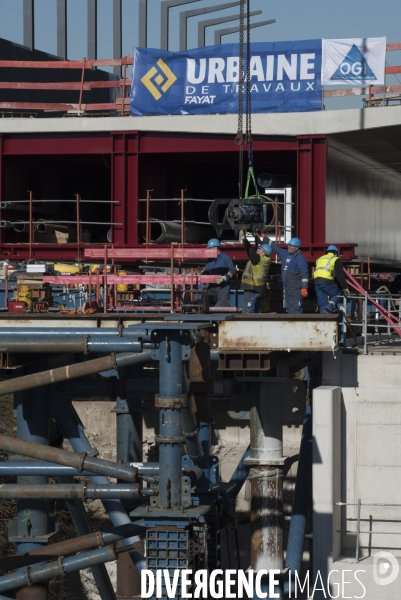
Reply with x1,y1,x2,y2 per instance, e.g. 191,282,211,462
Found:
130,40,322,116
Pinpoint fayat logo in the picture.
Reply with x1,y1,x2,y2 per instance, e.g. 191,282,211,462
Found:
141,58,177,100
330,43,377,81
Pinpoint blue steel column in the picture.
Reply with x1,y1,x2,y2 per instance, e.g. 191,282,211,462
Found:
157,334,183,509
113,365,143,598
14,388,49,600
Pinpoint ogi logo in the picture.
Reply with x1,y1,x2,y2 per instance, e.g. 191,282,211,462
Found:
373,551,400,586
330,44,377,82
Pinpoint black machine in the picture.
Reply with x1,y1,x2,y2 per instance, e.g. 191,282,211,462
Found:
208,196,275,237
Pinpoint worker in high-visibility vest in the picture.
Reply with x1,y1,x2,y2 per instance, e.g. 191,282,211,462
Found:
313,245,350,313
203,238,236,307
239,230,272,313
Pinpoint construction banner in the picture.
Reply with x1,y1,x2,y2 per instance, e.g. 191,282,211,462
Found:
322,37,386,86
130,40,322,116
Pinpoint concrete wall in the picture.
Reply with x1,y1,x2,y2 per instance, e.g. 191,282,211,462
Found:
313,351,401,599
326,140,401,262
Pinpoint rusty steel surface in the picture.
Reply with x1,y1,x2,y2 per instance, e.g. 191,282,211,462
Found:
0,531,103,572
83,247,218,260
43,275,219,285
217,315,339,352
0,351,153,395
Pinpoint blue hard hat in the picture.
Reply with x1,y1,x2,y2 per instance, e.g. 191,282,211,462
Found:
207,238,220,248
327,245,339,254
261,244,272,256
288,237,301,248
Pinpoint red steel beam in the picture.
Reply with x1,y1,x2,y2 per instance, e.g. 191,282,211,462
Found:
0,81,131,91
84,247,218,260
0,58,133,69
3,137,112,156
387,43,401,51
43,275,219,285
137,136,296,154
385,66,401,75
0,243,355,263
324,84,401,97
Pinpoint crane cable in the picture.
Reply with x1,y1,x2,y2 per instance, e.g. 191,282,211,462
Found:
235,0,259,200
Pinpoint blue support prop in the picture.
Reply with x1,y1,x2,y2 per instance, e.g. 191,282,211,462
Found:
157,334,184,509
283,403,313,597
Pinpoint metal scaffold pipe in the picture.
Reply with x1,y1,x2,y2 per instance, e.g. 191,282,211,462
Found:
0,522,145,572
0,350,155,396
0,545,118,593
0,483,141,500
0,434,138,482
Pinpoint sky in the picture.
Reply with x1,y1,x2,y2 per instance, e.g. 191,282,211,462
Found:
0,0,400,109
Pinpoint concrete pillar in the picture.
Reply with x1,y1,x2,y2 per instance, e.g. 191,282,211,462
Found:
312,386,342,598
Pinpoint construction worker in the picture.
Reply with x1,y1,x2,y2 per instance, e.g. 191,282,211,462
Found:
203,238,236,307
263,236,309,314
240,230,272,313
313,245,350,313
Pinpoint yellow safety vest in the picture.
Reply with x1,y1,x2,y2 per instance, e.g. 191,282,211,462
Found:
241,256,271,293
313,253,338,281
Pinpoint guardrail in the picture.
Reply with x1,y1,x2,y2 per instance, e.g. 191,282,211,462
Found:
340,291,401,354
336,500,401,562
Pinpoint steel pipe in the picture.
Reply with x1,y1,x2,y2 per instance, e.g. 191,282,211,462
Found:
0,334,142,354
0,434,138,482
0,484,140,500
0,521,144,573
0,545,118,593
141,220,214,244
0,350,155,396
0,461,201,481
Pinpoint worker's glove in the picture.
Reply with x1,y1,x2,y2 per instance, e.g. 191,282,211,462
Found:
239,229,245,241
343,288,350,297
215,276,227,285
301,289,308,298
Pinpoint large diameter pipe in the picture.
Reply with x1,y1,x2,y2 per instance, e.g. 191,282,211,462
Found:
0,545,118,593
0,484,141,501
141,220,214,244
0,523,144,573
0,350,155,396
0,434,138,482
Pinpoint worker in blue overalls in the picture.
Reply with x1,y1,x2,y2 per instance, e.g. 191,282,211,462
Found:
203,238,236,307
263,236,309,314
